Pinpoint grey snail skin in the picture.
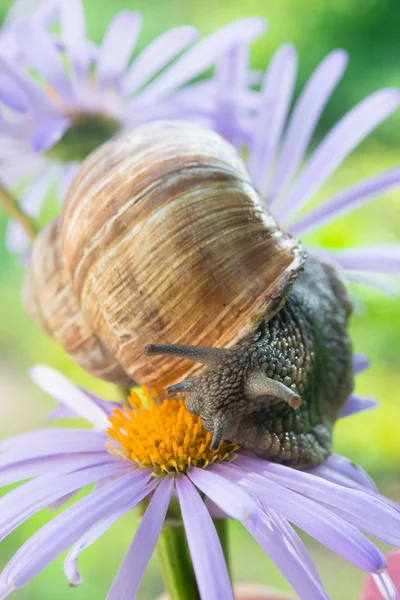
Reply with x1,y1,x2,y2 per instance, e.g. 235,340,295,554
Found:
23,120,353,467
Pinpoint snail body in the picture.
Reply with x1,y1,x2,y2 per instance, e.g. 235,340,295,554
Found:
23,120,354,466
158,257,352,466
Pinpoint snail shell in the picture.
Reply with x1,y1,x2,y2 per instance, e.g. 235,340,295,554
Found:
22,219,131,384
24,120,305,388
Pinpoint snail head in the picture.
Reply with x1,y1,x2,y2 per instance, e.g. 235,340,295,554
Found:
144,343,301,451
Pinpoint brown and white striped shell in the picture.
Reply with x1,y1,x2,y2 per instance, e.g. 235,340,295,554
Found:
23,120,305,388
22,219,131,384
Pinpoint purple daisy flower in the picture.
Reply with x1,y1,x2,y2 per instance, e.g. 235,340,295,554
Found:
0,361,397,600
0,0,266,253
216,44,400,293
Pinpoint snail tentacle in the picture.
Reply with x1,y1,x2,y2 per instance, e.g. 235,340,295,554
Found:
144,343,231,366
244,372,302,408
166,379,198,394
210,414,229,450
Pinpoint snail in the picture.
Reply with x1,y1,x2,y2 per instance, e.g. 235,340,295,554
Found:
23,120,353,467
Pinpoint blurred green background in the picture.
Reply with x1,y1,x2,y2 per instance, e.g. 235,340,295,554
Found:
0,0,400,598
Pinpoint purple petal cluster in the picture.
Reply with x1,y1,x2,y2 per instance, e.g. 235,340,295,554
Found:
0,0,58,63
223,45,400,292
0,0,265,253
1,1,400,293
0,365,397,600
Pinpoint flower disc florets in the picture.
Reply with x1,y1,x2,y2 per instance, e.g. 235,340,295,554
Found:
45,114,121,163
107,387,238,474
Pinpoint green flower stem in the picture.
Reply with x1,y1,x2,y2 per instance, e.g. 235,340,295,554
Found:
214,518,231,576
157,519,200,600
0,183,38,241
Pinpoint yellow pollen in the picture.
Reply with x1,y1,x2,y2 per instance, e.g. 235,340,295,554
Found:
107,387,239,474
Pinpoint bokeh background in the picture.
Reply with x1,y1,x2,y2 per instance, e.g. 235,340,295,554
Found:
0,0,400,598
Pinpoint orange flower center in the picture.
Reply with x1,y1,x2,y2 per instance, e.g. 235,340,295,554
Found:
107,387,238,474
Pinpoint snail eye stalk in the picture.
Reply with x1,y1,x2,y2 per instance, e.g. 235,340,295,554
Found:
245,371,302,408
210,414,229,450
144,343,231,366
166,379,197,394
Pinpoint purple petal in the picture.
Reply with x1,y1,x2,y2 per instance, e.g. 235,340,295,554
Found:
176,475,234,600
248,44,297,192
269,508,323,586
55,161,79,201
188,466,258,521
322,454,378,492
0,149,44,190
15,23,71,100
0,55,55,113
204,497,229,519
213,463,386,573
30,366,110,430
134,18,266,104
5,0,59,26
0,461,126,541
30,117,71,152
47,389,120,422
5,221,30,255
372,572,397,600
345,271,399,295
340,393,378,418
45,404,77,421
275,88,400,222
106,476,172,600
123,87,215,126
0,452,110,487
309,248,400,294
96,12,142,90
0,29,20,62
0,470,151,593
66,477,159,587
289,166,400,236
60,0,89,85
122,26,198,96
308,464,373,494
0,72,29,112
65,508,126,587
0,429,107,457
233,455,400,547
5,165,57,253
269,50,348,202
213,42,249,144
19,164,58,216
323,246,400,277
47,491,79,511
353,353,370,374
80,389,120,416
244,506,329,599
